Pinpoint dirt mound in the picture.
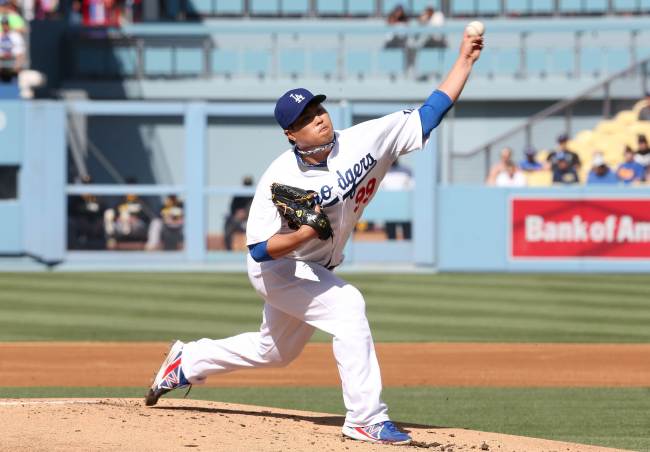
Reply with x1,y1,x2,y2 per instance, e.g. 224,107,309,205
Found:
0,398,626,452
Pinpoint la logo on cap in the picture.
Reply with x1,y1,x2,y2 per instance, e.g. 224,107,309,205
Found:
289,93,305,103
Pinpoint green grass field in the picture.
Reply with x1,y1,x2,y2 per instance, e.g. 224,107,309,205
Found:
1,272,649,450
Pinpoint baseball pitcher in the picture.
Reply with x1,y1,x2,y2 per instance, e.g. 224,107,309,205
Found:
146,31,483,445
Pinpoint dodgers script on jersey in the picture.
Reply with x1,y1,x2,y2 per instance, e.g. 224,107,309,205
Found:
246,109,425,268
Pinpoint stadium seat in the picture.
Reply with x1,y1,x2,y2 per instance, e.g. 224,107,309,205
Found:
531,0,554,14
175,48,203,75
415,48,444,78
604,48,631,73
214,0,244,15
382,0,409,15
412,0,440,14
109,47,137,77
212,49,238,75
641,0,650,12
281,0,309,15
187,0,214,15
505,0,528,15
579,47,604,77
613,0,637,13
493,48,520,77
450,0,474,16
525,47,549,77
243,49,271,75
525,170,552,187
250,0,279,15
559,0,584,13
346,50,373,78
316,0,345,15
549,48,574,76
348,0,375,16
279,49,306,77
144,47,174,76
614,110,636,126
585,0,608,13
378,49,405,77
596,120,622,135
478,0,501,15
309,49,338,78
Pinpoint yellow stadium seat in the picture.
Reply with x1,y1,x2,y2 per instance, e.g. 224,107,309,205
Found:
614,110,637,126
574,129,593,143
525,170,552,187
595,120,621,135
632,99,649,113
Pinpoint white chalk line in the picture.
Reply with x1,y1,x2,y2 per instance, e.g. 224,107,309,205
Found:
0,399,104,407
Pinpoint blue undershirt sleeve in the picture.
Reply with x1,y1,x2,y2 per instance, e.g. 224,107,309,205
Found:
418,89,454,139
248,240,273,262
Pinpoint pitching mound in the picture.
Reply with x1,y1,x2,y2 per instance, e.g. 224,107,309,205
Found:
1,398,625,452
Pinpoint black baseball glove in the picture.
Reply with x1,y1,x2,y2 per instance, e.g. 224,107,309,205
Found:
270,183,333,240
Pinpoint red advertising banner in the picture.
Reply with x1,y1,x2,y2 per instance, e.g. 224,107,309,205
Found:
511,198,650,258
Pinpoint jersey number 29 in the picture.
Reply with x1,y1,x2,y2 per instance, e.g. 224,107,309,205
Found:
353,178,377,213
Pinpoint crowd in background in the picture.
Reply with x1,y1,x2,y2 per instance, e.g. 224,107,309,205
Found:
486,94,650,188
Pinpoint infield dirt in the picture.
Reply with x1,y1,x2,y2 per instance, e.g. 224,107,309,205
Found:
0,398,629,452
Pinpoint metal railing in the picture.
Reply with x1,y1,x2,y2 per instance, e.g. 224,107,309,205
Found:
451,56,650,181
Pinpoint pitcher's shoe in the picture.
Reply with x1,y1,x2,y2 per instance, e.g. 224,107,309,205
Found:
145,340,191,406
342,421,412,444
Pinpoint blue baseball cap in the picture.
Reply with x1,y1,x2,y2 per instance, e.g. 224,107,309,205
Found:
274,88,326,129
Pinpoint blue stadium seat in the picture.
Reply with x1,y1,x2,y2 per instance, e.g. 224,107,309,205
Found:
613,0,637,12
175,48,203,75
413,0,441,14
414,48,444,78
478,0,501,15
549,48,575,76
472,47,497,76
505,0,528,15
585,0,607,13
531,0,554,13
382,0,409,15
212,49,238,75
77,47,106,76
281,0,309,15
451,0,474,16
309,49,338,77
346,50,373,78
109,47,137,77
558,0,582,13
316,0,344,15
242,49,271,75
641,0,650,12
525,47,549,77
144,47,174,76
348,0,375,16
214,0,244,14
250,0,279,15
604,48,631,73
187,0,214,15
378,49,405,76
279,50,306,77
579,47,603,77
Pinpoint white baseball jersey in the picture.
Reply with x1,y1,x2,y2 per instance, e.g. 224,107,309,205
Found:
246,109,426,268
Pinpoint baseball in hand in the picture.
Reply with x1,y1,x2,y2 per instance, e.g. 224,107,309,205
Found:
465,21,485,37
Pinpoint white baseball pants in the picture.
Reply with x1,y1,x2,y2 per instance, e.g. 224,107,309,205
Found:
181,256,389,428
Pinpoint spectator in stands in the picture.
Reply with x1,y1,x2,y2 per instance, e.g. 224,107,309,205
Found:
68,0,83,24
491,160,527,187
0,0,25,33
0,15,24,82
385,4,409,48
519,146,543,172
546,133,581,178
145,194,184,251
85,0,122,26
380,159,413,240
616,146,645,184
634,134,650,168
67,175,106,250
34,0,60,19
485,146,513,184
551,153,579,185
587,152,618,185
223,175,254,251
637,90,650,121
417,6,446,48
104,191,150,249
